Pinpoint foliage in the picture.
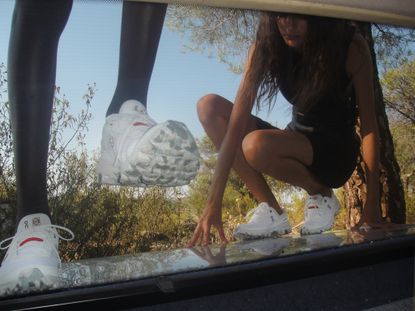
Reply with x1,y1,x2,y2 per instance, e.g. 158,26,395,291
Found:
166,6,415,76
0,63,15,207
372,25,415,71
166,6,258,74
389,121,415,220
0,65,192,261
381,59,415,124
390,122,415,184
381,58,415,222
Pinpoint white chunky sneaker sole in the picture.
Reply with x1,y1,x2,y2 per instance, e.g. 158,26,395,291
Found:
99,120,200,187
0,265,59,296
234,225,292,240
300,203,340,235
120,120,200,186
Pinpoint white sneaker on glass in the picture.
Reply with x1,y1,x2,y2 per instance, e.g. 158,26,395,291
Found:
0,213,74,295
97,100,200,187
233,203,292,240
300,191,340,235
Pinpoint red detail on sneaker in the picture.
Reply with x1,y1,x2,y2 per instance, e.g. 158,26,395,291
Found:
132,122,148,127
308,205,318,209
19,237,44,247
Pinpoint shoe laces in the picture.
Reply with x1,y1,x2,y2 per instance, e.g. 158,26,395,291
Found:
0,224,75,251
305,195,323,220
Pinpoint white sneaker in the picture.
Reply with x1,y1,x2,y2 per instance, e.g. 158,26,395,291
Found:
97,100,200,187
300,191,340,235
0,213,74,295
233,203,292,240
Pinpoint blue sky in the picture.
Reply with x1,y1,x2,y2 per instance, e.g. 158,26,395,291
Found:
0,0,291,152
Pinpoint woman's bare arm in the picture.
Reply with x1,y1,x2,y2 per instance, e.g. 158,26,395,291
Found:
188,46,257,246
346,34,381,227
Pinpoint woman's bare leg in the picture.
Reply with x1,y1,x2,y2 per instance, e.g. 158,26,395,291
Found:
197,94,331,213
242,129,332,197
198,94,283,212
8,0,73,221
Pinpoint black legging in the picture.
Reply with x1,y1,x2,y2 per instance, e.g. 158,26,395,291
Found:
8,0,166,221
107,1,166,115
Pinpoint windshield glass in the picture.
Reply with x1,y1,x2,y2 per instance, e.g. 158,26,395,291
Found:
0,0,414,300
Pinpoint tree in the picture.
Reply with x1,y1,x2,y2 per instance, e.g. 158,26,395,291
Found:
382,58,415,222
166,6,257,74
382,59,415,193
166,5,414,225
345,24,407,226
382,59,415,124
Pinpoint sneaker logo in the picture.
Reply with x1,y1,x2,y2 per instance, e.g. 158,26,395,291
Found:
24,220,29,229
133,122,148,127
32,217,41,226
19,237,44,247
308,205,318,209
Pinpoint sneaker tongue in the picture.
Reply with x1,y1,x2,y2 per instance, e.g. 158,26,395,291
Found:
118,100,146,114
17,213,51,232
251,203,271,218
257,202,269,209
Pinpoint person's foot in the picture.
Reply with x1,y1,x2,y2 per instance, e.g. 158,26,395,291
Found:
233,203,292,240
300,190,340,235
97,100,200,187
0,213,74,295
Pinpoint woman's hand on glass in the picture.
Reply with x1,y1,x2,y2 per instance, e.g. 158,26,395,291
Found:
187,204,229,247
353,201,405,231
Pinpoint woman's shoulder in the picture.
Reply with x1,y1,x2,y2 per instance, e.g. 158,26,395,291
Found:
346,33,372,78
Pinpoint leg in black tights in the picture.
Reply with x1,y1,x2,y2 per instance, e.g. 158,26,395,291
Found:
8,0,73,221
107,1,167,116
8,0,167,221
98,2,198,188
0,1,173,290
8,0,166,219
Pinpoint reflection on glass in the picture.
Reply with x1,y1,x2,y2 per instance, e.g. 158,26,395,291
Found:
0,0,414,300
190,245,227,266
3,227,415,297
234,237,292,256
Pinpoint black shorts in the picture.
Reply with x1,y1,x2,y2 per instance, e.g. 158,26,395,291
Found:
254,116,360,188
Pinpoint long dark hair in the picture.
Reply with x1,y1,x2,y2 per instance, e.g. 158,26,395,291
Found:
243,12,356,112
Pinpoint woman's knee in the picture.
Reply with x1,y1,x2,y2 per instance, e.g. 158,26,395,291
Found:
242,131,271,169
197,93,225,124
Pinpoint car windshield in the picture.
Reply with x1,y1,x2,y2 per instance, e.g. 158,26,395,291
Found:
0,0,414,303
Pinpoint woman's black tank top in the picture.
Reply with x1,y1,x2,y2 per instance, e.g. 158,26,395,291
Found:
279,31,357,134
